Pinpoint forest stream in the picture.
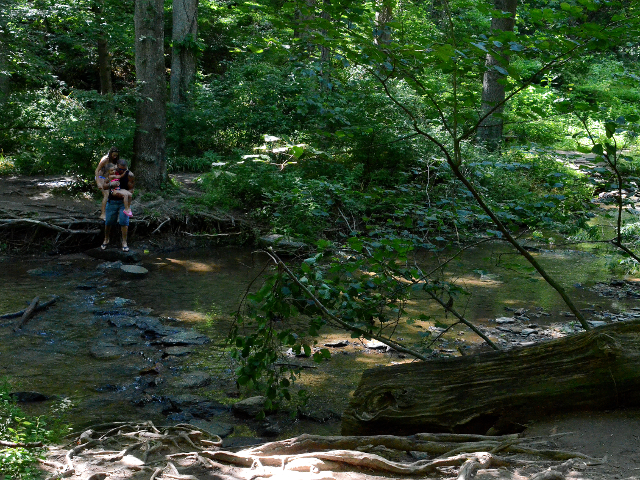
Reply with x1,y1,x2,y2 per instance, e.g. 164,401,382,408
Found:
2,241,640,444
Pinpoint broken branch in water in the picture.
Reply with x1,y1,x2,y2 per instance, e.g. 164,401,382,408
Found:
13,296,39,332
1,295,58,320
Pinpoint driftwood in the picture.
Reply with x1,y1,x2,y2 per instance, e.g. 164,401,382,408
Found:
13,296,39,332
342,320,640,436
0,296,58,320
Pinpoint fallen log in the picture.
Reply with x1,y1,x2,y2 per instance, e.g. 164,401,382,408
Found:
342,319,640,436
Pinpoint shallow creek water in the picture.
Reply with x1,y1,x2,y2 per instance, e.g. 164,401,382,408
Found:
1,242,639,439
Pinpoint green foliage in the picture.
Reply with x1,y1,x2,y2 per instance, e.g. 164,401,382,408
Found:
467,146,595,233
2,89,135,176
0,153,16,176
0,379,69,480
168,151,221,173
229,270,328,414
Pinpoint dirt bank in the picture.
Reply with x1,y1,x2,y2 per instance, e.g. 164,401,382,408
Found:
0,173,253,254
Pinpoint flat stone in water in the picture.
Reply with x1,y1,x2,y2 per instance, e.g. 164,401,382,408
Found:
324,340,349,347
589,321,608,328
189,419,234,438
164,346,193,356
154,330,209,346
134,317,177,336
120,265,149,277
97,261,123,271
170,371,212,389
85,247,141,263
232,396,267,418
496,317,516,324
114,297,136,307
107,316,138,328
90,342,127,359
365,339,388,349
116,330,143,346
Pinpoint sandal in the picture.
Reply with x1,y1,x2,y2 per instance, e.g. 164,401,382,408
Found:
100,242,109,250
122,246,130,252
123,210,133,217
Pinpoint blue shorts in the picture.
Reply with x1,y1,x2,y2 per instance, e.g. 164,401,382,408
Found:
105,200,129,226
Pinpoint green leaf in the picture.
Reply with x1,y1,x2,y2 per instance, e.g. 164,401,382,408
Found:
493,65,508,75
471,42,488,52
291,146,304,158
434,44,455,62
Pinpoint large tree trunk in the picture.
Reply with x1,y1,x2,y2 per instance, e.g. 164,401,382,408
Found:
0,7,10,104
374,0,393,45
476,0,517,148
92,0,113,94
96,34,113,94
342,320,640,436
133,0,167,190
170,0,198,106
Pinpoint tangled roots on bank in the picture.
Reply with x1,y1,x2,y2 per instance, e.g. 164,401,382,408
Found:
0,198,254,254
39,422,595,480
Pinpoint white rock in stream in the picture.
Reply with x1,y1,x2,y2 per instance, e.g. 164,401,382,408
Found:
495,317,516,324
365,339,388,349
120,265,149,277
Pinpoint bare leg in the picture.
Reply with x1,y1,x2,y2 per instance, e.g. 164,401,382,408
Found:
102,224,111,248
121,225,128,251
122,190,132,216
97,179,108,220
101,189,108,220
113,189,133,216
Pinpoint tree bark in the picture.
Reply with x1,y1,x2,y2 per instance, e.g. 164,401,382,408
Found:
342,320,640,436
0,8,10,104
374,0,393,45
476,0,517,148
170,0,198,106
97,34,113,94
133,0,167,190
92,0,113,94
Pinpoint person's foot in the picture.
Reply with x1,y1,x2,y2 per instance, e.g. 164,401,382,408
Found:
123,209,133,217
100,241,109,250
122,245,130,252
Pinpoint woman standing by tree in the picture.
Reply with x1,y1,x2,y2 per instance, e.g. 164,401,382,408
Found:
95,146,120,220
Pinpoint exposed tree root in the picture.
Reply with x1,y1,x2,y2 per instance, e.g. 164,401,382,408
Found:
0,197,252,254
39,423,595,480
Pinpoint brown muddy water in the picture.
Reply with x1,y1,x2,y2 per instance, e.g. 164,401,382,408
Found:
1,242,639,439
